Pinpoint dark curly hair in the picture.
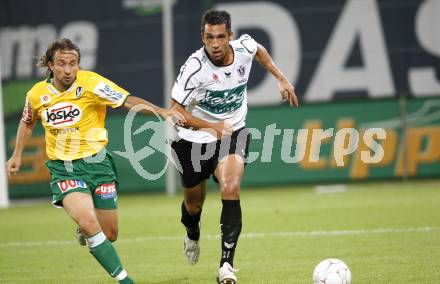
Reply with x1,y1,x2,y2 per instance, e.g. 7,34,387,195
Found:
201,9,231,34
36,38,81,78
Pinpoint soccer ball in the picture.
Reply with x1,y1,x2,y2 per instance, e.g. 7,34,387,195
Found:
312,258,352,284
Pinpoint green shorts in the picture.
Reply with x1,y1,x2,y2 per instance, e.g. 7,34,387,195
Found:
45,150,119,209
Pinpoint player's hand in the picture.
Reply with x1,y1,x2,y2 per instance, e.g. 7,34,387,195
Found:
161,109,187,126
7,155,22,177
279,79,298,107
211,121,234,139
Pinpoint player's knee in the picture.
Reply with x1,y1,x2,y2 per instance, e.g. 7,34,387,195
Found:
105,229,118,242
221,181,240,199
77,217,100,236
185,202,203,215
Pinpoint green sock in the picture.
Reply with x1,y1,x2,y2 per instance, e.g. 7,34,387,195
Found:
88,232,129,280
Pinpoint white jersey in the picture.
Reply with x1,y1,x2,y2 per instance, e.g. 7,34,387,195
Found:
172,34,258,143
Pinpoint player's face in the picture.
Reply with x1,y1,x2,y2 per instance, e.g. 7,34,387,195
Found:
202,23,233,65
49,49,80,90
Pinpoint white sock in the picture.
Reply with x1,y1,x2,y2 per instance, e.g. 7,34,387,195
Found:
115,270,128,280
87,231,106,248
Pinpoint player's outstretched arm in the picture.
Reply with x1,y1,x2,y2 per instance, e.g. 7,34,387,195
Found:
171,99,233,139
7,120,36,176
123,95,186,126
255,44,299,107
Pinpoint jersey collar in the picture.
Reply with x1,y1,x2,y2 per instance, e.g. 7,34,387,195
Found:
47,80,77,96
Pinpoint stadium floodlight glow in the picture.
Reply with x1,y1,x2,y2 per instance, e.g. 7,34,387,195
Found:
0,54,10,208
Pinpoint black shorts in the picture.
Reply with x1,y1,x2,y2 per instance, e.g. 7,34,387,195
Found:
171,127,250,188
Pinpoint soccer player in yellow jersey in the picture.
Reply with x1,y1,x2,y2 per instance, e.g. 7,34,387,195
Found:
6,38,185,283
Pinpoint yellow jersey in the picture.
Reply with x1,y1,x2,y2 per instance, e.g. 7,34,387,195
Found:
22,70,130,160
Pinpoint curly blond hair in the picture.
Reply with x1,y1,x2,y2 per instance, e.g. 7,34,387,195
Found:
36,38,81,77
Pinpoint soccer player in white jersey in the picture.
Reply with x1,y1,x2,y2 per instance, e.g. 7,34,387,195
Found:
170,10,298,283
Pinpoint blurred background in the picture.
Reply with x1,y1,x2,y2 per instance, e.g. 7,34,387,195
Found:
1,0,439,201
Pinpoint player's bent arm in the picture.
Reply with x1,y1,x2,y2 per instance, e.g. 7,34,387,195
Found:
255,43,287,81
255,44,299,107
171,100,233,138
123,95,166,116
171,99,212,129
7,120,36,176
123,95,186,125
11,120,36,158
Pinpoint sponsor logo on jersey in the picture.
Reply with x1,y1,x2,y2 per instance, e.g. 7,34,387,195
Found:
235,47,245,53
94,82,125,102
212,73,219,82
57,180,87,193
75,86,84,98
95,182,117,199
40,95,51,104
49,127,79,135
42,102,82,127
237,65,246,77
224,72,231,78
199,84,246,114
21,100,34,123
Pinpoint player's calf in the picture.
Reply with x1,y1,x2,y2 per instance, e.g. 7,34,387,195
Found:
181,201,202,264
87,231,134,283
181,201,201,241
220,199,242,268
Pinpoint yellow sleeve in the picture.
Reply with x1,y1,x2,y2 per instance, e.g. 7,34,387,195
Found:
87,72,130,108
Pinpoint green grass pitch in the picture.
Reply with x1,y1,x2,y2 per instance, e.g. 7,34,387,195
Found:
1,180,440,283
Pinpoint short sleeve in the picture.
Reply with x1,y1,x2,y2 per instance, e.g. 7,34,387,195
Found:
238,34,258,58
21,94,37,123
88,73,130,108
171,57,202,106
